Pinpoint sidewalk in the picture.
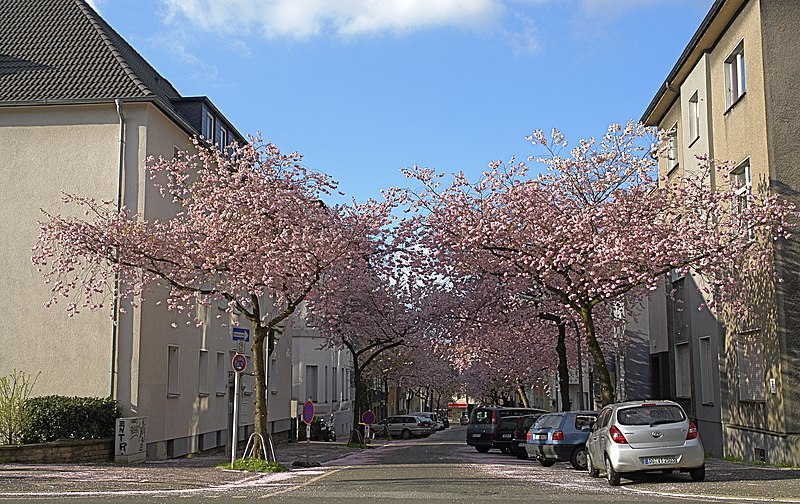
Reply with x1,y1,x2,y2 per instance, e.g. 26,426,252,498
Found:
0,439,374,496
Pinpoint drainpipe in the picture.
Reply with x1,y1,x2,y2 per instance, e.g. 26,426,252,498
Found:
110,98,125,398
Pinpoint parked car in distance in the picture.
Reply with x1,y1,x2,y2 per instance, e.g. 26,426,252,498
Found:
381,414,436,439
411,411,446,431
460,413,469,426
526,411,598,469
586,400,705,486
511,414,545,460
466,406,548,453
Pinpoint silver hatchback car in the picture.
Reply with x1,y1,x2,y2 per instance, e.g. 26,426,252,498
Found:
586,400,705,486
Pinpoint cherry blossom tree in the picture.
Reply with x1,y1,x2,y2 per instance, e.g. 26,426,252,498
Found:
402,122,795,406
32,137,391,455
315,254,423,441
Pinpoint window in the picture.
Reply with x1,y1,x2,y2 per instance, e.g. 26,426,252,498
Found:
342,369,349,401
217,126,228,151
737,331,766,402
306,365,318,402
324,365,329,403
198,349,209,396
674,342,691,398
732,159,753,238
216,352,226,395
204,112,215,142
667,123,679,172
269,357,278,393
688,91,700,144
167,345,180,396
332,367,338,402
699,337,714,405
725,41,746,109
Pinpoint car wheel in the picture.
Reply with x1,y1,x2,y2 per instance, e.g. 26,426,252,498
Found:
539,458,556,467
475,446,490,453
689,465,706,482
605,456,621,486
571,446,588,470
587,453,600,478
401,429,412,440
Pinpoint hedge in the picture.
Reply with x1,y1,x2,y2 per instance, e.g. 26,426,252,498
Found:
21,396,119,444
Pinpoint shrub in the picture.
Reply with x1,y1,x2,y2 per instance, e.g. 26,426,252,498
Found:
0,369,40,445
21,396,119,444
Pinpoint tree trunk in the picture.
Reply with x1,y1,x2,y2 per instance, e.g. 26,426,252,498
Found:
556,320,571,412
516,381,530,408
350,360,365,444
251,323,269,458
579,306,614,406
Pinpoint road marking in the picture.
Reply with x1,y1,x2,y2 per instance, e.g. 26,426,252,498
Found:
258,468,341,499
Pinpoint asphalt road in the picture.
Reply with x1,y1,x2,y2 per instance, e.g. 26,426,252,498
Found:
3,426,800,503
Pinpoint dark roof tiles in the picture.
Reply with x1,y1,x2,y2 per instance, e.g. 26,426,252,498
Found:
0,0,178,103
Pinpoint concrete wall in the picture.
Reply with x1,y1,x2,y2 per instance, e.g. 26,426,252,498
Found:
0,104,119,397
759,0,800,438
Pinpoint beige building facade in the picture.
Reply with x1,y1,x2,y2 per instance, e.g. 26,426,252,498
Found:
0,0,351,459
642,0,800,464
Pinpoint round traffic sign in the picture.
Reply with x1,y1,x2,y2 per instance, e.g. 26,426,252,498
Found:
302,400,315,424
231,353,247,373
362,410,376,425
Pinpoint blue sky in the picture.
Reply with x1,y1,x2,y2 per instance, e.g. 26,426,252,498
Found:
89,0,712,203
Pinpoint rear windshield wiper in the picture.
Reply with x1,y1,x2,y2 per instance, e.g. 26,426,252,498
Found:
650,419,680,426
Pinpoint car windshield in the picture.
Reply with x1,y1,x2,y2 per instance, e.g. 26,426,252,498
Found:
574,415,596,431
533,415,562,429
617,405,685,426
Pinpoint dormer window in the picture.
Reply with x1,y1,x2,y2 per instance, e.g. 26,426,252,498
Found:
218,126,228,151
204,111,215,142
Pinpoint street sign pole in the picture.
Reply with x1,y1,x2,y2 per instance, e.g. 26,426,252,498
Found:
231,369,240,469
302,400,314,465
230,353,248,469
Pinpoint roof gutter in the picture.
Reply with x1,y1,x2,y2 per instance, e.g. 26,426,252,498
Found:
110,98,125,398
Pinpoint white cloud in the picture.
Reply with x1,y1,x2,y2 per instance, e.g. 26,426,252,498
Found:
161,0,504,39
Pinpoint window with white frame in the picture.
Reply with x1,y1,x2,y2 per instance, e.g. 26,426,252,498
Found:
736,331,765,402
732,159,753,238
167,345,180,396
218,126,228,151
216,352,227,395
725,40,746,109
688,91,700,144
306,365,318,402
699,337,714,405
674,342,691,398
198,349,209,396
667,123,679,172
204,111,215,142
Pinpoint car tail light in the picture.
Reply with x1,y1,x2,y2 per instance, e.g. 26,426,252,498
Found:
686,422,698,440
492,411,498,425
526,431,531,441
552,431,564,441
610,425,628,444
417,422,423,427
513,429,518,438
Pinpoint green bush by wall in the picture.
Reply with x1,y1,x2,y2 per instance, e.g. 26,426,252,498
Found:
21,396,119,444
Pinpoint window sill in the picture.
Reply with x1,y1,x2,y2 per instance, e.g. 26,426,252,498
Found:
167,393,180,398
667,163,679,176
724,91,747,115
687,135,700,149
216,392,227,397
198,392,209,398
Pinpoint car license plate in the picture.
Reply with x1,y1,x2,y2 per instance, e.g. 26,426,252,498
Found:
472,433,482,438
645,456,677,465
502,434,512,439
536,434,547,440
